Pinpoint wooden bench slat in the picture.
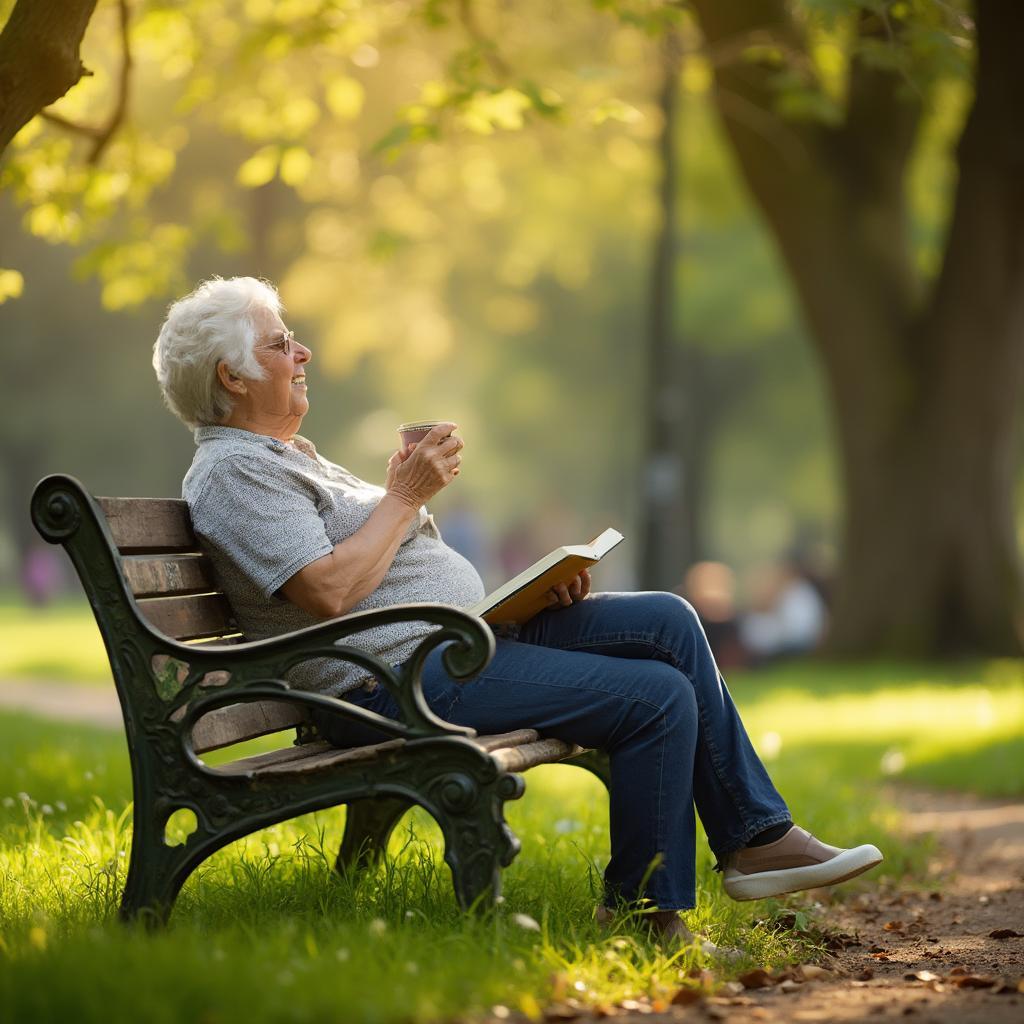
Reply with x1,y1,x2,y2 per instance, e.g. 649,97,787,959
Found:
122,554,218,598
234,737,407,774
208,740,335,773
98,496,196,553
138,593,238,641
491,738,583,773
475,729,539,751
212,729,548,777
192,699,311,754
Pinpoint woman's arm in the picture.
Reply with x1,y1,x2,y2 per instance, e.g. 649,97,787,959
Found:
280,424,463,619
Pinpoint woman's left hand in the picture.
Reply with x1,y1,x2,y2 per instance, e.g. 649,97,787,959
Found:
545,568,592,609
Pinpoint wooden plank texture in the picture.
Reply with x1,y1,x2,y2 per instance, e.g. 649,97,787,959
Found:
491,738,582,773
98,496,196,553
213,729,549,777
192,699,311,754
122,554,218,598
137,593,238,641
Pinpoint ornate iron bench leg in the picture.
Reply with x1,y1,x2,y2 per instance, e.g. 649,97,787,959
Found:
120,818,196,928
433,772,525,912
336,796,414,875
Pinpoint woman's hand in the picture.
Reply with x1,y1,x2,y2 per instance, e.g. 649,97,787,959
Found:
545,568,592,609
385,421,463,509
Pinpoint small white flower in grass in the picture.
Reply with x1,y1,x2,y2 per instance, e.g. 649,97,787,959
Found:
554,818,582,834
368,918,387,936
759,731,783,761
41,804,53,816
16,792,30,803
880,749,906,775
56,801,67,812
512,912,540,932
491,1006,510,1019
84,772,94,781
335,948,350,962
2,797,13,808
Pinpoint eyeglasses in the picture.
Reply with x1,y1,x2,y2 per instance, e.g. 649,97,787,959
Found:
258,330,296,357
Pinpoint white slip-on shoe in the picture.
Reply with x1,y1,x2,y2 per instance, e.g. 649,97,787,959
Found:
723,826,883,902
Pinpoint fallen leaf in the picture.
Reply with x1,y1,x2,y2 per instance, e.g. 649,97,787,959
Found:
904,971,940,983
953,975,996,989
989,929,1023,939
738,968,774,989
948,966,969,976
670,988,702,1006
884,920,905,932
857,968,874,981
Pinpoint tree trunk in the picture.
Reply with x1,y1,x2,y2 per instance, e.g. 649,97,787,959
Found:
0,0,98,156
692,0,1024,656
640,27,691,589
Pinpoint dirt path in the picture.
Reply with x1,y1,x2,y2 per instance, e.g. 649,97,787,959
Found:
0,678,119,727
656,787,1024,1024
1,682,1021,1020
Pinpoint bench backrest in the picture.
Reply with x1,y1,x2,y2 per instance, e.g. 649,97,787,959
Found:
97,496,309,753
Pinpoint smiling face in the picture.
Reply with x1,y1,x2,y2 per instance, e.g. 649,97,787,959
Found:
217,304,312,440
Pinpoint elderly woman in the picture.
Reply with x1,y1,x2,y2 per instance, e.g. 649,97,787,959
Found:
153,276,882,943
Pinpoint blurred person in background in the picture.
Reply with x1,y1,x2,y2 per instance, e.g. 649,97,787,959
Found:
677,561,746,670
740,555,828,665
151,276,882,947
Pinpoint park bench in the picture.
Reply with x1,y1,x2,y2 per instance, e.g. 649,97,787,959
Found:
30,474,610,926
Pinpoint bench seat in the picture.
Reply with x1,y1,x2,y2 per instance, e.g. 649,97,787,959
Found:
30,474,609,926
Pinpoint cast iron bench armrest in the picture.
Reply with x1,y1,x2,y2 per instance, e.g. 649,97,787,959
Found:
173,603,494,753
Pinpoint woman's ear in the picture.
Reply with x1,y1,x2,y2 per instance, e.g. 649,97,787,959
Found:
216,360,246,394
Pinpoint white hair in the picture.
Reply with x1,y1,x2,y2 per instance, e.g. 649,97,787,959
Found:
152,276,283,428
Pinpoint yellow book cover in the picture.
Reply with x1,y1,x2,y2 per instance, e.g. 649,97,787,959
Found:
468,528,624,626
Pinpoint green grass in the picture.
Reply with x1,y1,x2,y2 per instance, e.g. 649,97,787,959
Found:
0,598,112,683
1,597,1021,1021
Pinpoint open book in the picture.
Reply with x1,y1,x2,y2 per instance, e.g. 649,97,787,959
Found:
468,528,624,626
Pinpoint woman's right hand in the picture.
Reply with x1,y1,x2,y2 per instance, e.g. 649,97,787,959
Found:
385,422,463,509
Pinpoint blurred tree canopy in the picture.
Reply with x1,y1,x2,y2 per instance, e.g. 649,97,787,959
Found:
1,0,1022,657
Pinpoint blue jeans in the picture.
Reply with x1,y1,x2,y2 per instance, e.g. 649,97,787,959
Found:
315,592,790,910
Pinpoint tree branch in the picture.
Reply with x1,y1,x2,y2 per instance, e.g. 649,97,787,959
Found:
833,5,922,204
455,0,510,79
0,0,99,157
689,0,829,184
38,0,132,165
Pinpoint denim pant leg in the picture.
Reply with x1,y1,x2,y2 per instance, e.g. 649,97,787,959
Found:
519,591,791,860
316,638,701,910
